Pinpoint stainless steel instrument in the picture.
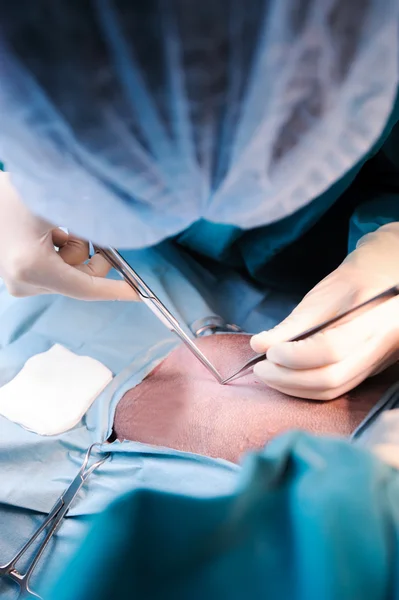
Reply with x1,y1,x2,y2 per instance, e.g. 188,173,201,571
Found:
221,284,399,384
0,444,109,599
94,246,224,383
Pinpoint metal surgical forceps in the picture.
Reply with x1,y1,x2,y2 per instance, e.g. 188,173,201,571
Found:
94,246,224,383
222,284,399,384
0,444,110,599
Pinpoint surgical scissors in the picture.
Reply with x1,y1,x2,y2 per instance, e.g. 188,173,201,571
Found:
94,246,224,383
0,444,110,599
221,284,399,384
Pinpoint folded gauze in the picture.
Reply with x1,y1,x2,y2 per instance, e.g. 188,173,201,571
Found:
0,344,113,435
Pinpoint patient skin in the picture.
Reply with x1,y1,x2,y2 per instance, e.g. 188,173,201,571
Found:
113,334,399,464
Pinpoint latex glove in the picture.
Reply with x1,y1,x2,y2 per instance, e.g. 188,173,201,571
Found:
0,172,138,301
250,223,399,400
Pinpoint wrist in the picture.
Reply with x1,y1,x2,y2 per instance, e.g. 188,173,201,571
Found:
345,222,399,286
356,222,399,250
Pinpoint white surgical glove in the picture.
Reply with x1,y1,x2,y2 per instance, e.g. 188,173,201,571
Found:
0,172,138,301
251,223,399,400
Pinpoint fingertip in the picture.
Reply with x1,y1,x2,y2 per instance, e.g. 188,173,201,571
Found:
52,228,69,247
250,333,269,352
251,328,287,352
253,359,268,381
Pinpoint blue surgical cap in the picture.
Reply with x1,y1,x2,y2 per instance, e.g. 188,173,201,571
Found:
0,0,397,248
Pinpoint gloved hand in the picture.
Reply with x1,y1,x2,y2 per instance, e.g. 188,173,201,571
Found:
0,172,138,301
251,223,399,400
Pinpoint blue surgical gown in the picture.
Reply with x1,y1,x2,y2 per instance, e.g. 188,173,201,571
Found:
1,3,399,598
175,95,399,292
48,432,399,600
0,0,398,263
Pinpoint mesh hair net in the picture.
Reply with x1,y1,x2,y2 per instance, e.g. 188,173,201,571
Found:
0,0,397,248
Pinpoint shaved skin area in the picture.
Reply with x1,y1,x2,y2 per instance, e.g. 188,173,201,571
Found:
113,334,399,464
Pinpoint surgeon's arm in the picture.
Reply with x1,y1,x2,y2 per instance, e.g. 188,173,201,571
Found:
0,172,138,301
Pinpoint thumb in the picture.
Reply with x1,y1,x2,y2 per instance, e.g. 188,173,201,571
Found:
250,295,335,353
44,253,139,301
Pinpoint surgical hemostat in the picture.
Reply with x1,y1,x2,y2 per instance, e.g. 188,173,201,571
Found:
94,246,224,384
0,444,110,599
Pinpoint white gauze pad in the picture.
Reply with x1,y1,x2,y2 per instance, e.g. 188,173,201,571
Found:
0,344,113,435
